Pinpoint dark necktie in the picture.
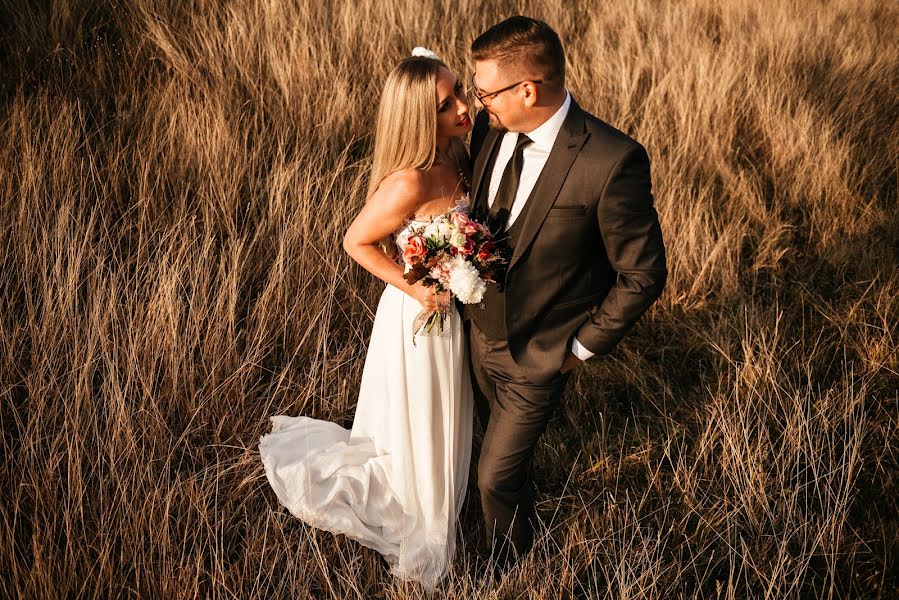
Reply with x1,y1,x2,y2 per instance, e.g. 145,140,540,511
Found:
487,133,533,235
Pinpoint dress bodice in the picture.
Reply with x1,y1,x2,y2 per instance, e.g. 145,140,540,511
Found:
394,193,471,253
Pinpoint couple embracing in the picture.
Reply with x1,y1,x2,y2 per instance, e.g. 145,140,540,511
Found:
259,16,667,591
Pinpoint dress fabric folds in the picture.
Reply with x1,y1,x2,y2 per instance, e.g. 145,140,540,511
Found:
259,212,474,591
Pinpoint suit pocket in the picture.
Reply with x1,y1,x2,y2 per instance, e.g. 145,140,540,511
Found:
553,291,604,311
547,204,587,219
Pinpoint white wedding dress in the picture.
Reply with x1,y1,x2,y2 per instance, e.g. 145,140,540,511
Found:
258,198,474,591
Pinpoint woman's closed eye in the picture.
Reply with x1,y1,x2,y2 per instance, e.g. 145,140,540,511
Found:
439,83,466,112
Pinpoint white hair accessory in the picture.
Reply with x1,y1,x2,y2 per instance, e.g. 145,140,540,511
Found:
411,47,440,61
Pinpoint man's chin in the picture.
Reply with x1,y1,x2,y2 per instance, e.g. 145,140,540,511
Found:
487,115,507,133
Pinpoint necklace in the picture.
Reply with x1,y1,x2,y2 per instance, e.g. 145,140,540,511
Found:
434,156,470,192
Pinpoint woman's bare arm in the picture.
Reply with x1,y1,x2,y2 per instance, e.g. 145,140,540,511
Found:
342,169,447,312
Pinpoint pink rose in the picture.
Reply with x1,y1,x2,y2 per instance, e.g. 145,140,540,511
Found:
402,236,427,264
451,212,480,235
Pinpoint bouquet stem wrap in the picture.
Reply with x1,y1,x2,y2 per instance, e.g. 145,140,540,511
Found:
412,307,450,346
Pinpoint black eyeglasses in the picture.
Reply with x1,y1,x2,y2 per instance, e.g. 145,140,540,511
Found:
470,74,543,107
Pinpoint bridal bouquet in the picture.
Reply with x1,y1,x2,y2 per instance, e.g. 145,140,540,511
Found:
401,209,508,343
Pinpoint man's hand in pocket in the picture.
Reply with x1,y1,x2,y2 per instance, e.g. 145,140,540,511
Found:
560,352,583,374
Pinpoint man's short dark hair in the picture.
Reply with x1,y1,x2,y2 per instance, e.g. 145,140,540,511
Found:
471,16,565,90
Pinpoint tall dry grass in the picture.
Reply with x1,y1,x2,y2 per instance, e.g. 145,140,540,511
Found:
0,0,896,597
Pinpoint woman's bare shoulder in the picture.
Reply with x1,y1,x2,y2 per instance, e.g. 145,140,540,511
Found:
378,167,427,193
369,168,428,213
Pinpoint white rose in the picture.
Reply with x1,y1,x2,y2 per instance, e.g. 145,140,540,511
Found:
449,231,467,250
424,220,453,242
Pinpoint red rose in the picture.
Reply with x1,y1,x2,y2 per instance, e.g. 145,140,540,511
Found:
476,240,495,261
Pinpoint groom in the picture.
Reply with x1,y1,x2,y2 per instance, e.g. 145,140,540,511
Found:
461,16,668,565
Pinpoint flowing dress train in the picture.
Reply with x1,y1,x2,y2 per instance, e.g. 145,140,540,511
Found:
259,210,474,590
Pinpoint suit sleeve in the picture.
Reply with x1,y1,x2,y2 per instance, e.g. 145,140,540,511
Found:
575,143,667,356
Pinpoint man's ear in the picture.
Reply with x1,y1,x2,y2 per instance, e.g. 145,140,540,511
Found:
522,81,539,108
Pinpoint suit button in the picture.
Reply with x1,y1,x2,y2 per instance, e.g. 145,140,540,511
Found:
479,302,485,309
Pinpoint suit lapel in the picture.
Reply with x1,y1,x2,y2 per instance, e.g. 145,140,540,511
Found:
509,98,589,271
470,118,501,220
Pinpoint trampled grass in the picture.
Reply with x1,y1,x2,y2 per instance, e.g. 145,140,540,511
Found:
0,0,896,597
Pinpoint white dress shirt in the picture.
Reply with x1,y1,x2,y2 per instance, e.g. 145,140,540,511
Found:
485,91,596,362
487,91,570,228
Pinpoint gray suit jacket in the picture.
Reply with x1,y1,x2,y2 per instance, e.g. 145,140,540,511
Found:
461,96,667,384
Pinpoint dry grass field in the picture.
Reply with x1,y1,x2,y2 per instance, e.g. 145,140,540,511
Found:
1,0,897,598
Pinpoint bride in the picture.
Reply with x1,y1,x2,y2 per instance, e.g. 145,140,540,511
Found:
258,48,475,591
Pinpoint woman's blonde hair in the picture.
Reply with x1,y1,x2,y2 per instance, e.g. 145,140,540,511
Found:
366,56,467,257
368,57,442,198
